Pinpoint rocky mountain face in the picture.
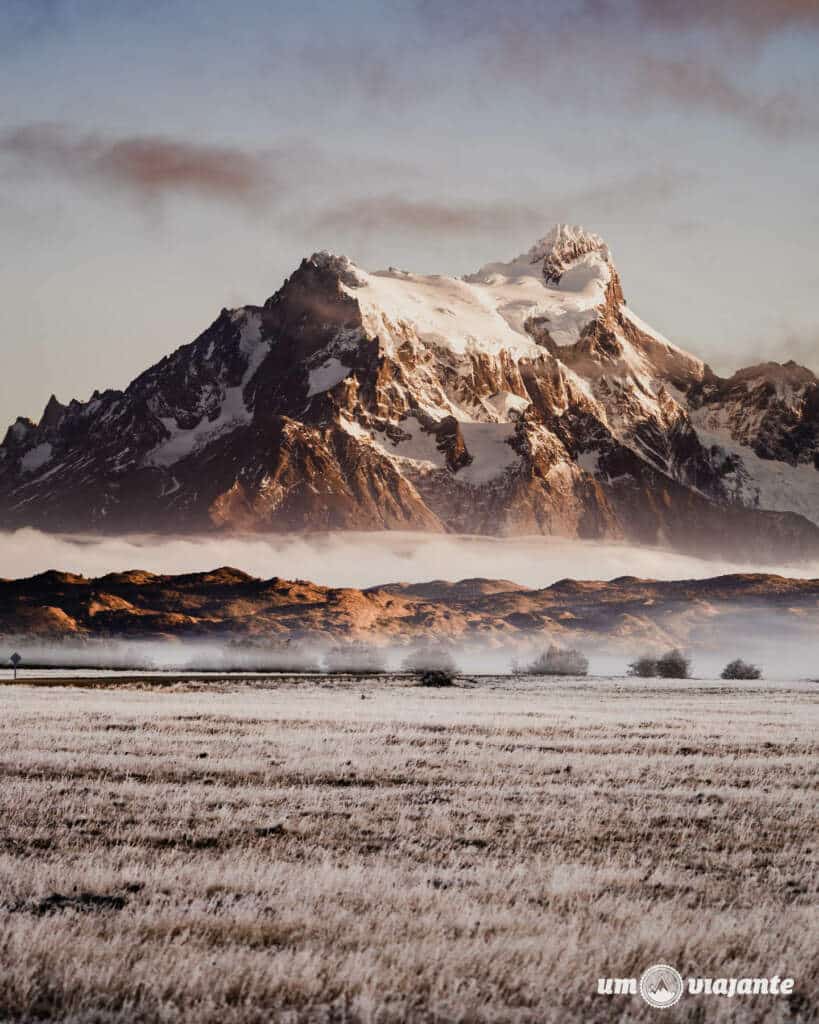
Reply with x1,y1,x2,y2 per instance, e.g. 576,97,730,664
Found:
1,224,818,561
2,566,817,657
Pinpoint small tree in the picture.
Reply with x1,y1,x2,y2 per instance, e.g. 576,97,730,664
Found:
524,644,589,676
628,655,657,678
9,652,22,681
656,648,691,679
721,658,762,680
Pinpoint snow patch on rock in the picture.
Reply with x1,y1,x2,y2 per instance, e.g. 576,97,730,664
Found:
20,442,53,474
457,423,520,485
466,236,612,348
577,450,600,475
484,391,530,421
147,312,268,467
692,411,819,526
346,267,544,360
307,358,351,398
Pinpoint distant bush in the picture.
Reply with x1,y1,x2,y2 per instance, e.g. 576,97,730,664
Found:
417,669,456,687
521,644,588,676
721,659,762,680
401,646,458,674
323,644,386,674
656,648,691,679
628,656,658,678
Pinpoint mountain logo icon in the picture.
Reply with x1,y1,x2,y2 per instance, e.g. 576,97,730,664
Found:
639,964,684,1008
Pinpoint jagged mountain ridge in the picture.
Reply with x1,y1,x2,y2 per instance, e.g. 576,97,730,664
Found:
1,225,818,560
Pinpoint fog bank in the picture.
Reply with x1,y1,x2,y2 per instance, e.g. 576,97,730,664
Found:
3,530,818,589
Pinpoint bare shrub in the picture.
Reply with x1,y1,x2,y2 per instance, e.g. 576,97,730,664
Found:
721,659,762,680
401,645,458,675
323,644,386,674
627,656,657,678
656,649,691,679
521,644,589,676
417,669,456,687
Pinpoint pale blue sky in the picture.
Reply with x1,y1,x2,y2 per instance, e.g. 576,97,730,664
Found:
2,0,818,424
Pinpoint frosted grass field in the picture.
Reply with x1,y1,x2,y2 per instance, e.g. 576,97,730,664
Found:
0,675,816,1022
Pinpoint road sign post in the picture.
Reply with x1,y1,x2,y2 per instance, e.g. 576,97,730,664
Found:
9,652,22,680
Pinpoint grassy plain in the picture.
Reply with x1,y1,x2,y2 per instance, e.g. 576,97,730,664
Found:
0,675,816,1022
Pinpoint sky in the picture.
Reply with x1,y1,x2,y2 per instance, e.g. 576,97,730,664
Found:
2,0,819,427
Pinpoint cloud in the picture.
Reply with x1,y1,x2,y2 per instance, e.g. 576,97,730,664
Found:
3,530,818,591
409,1,818,139
632,0,819,40
303,170,691,241
627,57,816,139
726,326,819,376
416,0,819,43
555,170,694,218
291,41,441,108
0,124,271,207
0,125,425,217
307,196,544,236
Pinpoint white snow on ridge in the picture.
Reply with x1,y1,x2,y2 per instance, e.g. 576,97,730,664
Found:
365,416,446,471
340,251,611,359
325,227,629,364
345,268,544,360
484,391,530,421
620,305,673,347
147,312,269,468
307,358,351,398
577,450,600,475
343,414,520,485
620,305,704,379
20,442,53,473
692,412,819,527
458,422,520,485
472,248,611,348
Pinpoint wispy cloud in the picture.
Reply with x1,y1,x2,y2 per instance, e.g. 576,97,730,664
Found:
728,325,819,376
0,124,424,213
631,0,819,40
416,0,819,43
305,170,692,240
628,57,817,139
308,196,544,236
0,124,274,207
408,0,818,139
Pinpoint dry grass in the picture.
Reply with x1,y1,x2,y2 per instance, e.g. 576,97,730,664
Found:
0,676,817,1023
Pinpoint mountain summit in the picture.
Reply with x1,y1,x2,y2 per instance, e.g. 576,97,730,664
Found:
1,225,818,560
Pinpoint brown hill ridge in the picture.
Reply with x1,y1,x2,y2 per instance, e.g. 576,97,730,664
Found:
1,567,817,653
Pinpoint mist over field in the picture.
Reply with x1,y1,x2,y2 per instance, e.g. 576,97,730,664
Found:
3,529,819,590
3,629,816,681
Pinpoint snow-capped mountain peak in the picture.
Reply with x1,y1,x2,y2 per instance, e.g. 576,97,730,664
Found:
307,250,367,288
527,223,611,283
1,228,817,563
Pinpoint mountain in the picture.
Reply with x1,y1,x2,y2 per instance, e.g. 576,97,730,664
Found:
2,224,818,560
2,566,817,656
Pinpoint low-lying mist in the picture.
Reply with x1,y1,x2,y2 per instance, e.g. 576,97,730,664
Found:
3,624,816,681
3,529,819,589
